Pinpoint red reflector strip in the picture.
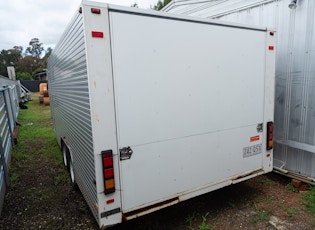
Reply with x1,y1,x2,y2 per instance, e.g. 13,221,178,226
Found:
250,135,260,142
268,46,274,50
266,122,274,150
91,8,101,14
92,31,104,38
106,199,114,204
266,153,271,157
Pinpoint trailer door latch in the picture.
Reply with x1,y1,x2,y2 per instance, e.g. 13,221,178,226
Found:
120,146,133,160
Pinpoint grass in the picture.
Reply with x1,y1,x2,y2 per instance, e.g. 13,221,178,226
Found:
251,201,272,224
199,212,210,230
12,96,60,161
9,95,63,193
285,183,299,193
186,211,197,229
186,212,211,230
255,196,272,204
302,186,315,214
251,208,272,223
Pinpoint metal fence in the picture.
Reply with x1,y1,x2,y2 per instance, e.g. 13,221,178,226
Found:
0,76,20,216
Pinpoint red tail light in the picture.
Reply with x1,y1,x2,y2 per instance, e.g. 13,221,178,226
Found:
102,150,115,194
266,122,273,150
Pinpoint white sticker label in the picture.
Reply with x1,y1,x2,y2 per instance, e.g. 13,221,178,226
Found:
243,144,262,158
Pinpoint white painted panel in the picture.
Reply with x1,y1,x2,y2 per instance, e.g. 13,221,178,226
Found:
111,12,266,147
110,11,267,211
119,126,263,211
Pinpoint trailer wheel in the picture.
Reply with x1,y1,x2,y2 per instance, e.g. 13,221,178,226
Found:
69,159,78,190
62,144,70,172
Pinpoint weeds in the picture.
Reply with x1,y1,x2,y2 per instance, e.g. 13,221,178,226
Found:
199,212,210,230
255,196,272,204
252,201,272,223
251,208,272,223
261,179,274,186
54,171,70,185
186,212,211,230
302,186,315,214
285,183,298,193
186,211,197,229
9,172,19,187
286,208,299,219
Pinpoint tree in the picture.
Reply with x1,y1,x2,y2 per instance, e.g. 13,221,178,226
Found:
42,47,52,67
26,38,44,58
0,49,22,76
131,2,138,8
0,39,51,79
16,72,32,80
153,0,171,10
17,56,43,77
13,46,23,55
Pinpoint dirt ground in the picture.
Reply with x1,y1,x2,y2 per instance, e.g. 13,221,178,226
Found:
0,101,314,229
1,159,314,230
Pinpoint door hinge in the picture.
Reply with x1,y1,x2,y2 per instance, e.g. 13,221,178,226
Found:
120,146,133,160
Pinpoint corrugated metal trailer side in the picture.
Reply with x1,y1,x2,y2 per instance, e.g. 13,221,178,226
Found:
163,0,315,184
47,10,98,221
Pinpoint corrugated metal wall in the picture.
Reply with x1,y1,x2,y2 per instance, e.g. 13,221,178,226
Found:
48,13,98,220
164,0,315,182
0,84,20,216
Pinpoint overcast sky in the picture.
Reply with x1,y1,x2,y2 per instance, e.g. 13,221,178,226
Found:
0,0,158,53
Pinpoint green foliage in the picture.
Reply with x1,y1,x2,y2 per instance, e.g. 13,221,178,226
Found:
9,172,19,187
153,0,172,10
286,207,299,219
0,38,51,78
251,201,272,223
16,72,32,80
199,213,210,230
0,48,22,76
285,183,299,193
251,208,272,223
186,212,197,229
303,186,315,214
261,179,275,186
255,196,272,204
186,212,211,230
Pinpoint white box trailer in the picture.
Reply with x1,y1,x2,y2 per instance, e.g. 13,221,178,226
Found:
47,0,275,228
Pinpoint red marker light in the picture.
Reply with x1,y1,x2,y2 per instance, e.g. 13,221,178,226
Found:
91,8,101,14
106,199,114,204
268,46,274,50
92,31,104,38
